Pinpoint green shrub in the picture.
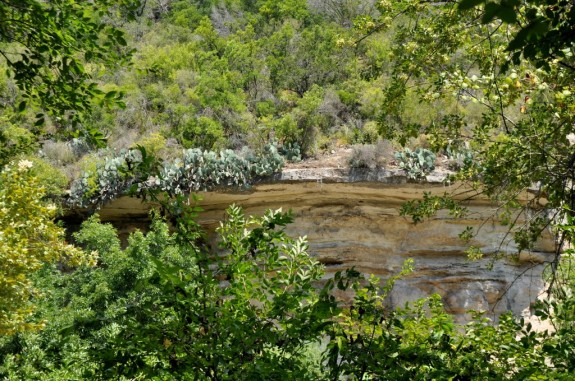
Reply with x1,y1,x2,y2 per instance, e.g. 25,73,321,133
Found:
0,124,37,166
273,114,300,146
131,132,168,157
21,156,70,197
177,116,227,150
350,120,380,144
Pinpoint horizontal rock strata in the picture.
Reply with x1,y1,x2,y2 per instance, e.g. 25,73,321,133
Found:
87,168,555,323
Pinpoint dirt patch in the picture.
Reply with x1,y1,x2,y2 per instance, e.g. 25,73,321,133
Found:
284,147,354,169
284,145,454,174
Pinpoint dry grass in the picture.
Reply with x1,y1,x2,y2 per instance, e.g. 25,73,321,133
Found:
348,139,395,169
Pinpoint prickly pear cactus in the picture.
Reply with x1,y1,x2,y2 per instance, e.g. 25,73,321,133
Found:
394,148,436,180
69,144,284,207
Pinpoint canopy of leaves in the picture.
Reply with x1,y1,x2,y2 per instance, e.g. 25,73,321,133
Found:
0,162,93,335
0,0,142,146
343,0,575,263
0,206,337,379
459,0,575,70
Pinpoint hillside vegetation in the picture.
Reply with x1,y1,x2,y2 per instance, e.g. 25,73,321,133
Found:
1,0,464,182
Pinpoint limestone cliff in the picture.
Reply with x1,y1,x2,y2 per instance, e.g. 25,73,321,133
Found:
88,166,555,324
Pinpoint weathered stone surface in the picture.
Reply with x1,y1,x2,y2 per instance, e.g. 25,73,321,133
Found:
88,168,555,324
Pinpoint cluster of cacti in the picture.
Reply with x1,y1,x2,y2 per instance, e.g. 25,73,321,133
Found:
247,143,285,177
69,149,145,207
394,148,436,180
69,144,284,207
279,142,302,163
445,146,473,171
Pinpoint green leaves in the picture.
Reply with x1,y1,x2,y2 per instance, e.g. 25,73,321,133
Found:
507,17,551,53
457,0,485,11
16,101,26,113
0,0,140,143
481,2,512,24
457,0,575,70
0,205,334,379
400,192,468,224
0,162,91,335
458,0,520,23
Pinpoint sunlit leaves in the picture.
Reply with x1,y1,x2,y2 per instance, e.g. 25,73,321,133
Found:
0,162,93,335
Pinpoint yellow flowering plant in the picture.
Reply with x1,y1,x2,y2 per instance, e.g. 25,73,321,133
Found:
0,161,95,335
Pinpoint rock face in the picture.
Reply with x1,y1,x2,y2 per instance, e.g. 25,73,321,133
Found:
91,168,555,324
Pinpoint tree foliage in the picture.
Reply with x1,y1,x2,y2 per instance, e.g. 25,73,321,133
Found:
348,0,575,264
0,206,338,380
0,0,142,146
458,0,575,70
0,161,93,335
